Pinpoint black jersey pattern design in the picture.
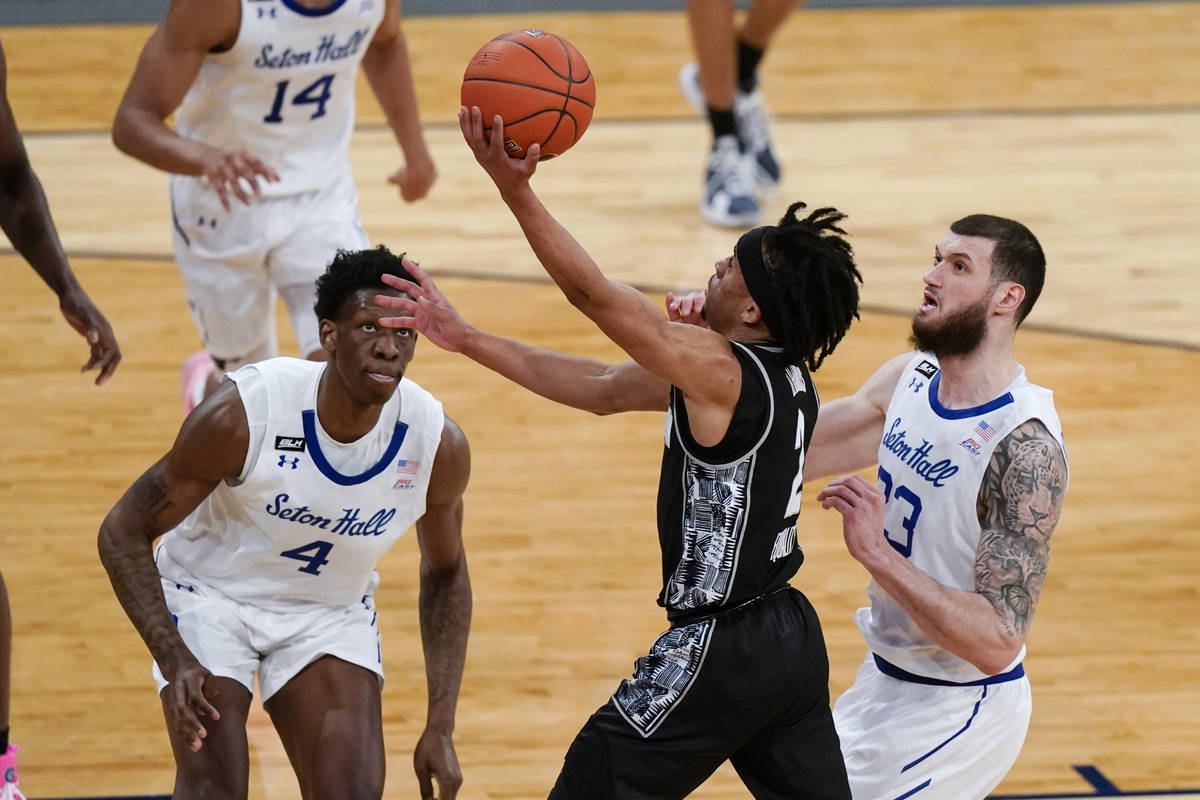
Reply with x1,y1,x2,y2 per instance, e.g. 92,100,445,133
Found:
663,456,753,611
612,619,715,737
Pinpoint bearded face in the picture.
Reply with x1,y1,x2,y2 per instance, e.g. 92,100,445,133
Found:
909,292,991,358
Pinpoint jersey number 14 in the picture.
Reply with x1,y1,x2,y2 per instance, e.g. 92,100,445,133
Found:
263,74,336,123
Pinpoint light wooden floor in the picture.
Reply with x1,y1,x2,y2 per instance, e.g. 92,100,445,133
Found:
2,6,1199,799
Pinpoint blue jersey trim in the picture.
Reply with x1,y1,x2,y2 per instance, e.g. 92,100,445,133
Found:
301,409,408,486
873,653,1025,686
279,0,349,16
926,372,1014,420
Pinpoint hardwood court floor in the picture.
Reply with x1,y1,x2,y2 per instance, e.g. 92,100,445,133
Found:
1,4,1198,799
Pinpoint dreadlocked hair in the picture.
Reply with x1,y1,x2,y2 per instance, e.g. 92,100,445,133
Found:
761,202,862,371
313,244,416,322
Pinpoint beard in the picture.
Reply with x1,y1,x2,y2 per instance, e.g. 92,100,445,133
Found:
909,294,990,358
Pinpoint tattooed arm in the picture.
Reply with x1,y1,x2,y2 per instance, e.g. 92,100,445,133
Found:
817,417,1067,675
974,418,1068,640
97,379,250,750
411,415,472,800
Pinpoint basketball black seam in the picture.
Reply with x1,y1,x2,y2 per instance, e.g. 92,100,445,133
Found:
461,77,595,110
494,33,593,92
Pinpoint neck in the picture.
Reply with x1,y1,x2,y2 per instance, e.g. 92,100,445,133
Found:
316,366,386,443
932,333,1019,409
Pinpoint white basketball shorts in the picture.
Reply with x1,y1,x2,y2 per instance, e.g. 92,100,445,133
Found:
833,653,1032,800
152,576,383,701
169,168,370,367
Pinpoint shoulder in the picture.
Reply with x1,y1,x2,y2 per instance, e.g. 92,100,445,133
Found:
160,0,241,52
166,377,251,482
427,415,470,504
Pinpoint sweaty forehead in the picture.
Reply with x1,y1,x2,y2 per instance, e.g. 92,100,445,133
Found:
936,232,995,265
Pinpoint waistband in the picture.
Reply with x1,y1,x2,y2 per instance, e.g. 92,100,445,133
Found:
873,653,1025,687
668,585,791,628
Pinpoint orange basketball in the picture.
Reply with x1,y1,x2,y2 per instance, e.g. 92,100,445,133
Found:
461,29,596,161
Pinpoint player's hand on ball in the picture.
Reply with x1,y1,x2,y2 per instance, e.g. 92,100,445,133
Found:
459,106,539,193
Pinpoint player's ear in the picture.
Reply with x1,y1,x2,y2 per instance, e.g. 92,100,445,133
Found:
993,281,1025,319
319,318,337,354
741,301,763,326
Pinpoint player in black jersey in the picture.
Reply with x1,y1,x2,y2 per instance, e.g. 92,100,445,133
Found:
375,108,862,799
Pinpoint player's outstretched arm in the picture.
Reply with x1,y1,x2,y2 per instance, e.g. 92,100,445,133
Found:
377,259,670,414
97,379,250,751
459,107,740,415
0,40,121,384
804,352,912,481
363,0,436,202
111,0,278,210
412,417,472,800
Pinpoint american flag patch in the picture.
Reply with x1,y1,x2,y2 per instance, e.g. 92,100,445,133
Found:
973,420,997,442
396,459,420,475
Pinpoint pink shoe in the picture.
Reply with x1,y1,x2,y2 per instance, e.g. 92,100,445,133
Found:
0,744,26,800
180,350,215,415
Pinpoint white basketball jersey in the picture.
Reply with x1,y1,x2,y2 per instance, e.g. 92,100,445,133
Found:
857,353,1066,682
155,357,444,610
173,0,385,196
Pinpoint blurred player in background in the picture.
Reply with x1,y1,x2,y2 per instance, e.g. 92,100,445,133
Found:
113,0,436,413
679,0,802,227
2,34,123,800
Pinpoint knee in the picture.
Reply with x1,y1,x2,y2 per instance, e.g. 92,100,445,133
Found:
301,752,384,800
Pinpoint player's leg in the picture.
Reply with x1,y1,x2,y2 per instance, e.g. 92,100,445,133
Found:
727,588,850,800
833,655,1032,800
682,0,760,227
257,593,385,799
170,177,277,412
0,571,22,800
264,656,385,800
269,173,369,362
152,579,260,799
732,0,801,190
162,676,253,800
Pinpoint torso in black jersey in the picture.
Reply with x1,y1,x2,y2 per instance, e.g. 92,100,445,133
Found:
656,341,819,621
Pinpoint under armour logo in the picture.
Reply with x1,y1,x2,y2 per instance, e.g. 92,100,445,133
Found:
258,6,276,18
908,378,924,393
278,455,300,469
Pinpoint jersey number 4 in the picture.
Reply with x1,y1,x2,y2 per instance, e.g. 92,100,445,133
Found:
280,540,334,575
264,74,336,123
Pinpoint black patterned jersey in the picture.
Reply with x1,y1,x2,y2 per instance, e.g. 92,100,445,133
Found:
656,341,818,621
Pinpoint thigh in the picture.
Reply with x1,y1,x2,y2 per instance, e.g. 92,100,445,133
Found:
264,655,385,800
162,675,253,800
728,589,850,800
267,174,368,356
834,657,1032,800
153,579,259,697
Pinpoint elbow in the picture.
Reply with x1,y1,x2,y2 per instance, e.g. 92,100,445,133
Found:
111,115,133,156
969,639,1025,677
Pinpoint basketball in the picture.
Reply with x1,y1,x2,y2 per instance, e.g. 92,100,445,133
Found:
461,29,596,161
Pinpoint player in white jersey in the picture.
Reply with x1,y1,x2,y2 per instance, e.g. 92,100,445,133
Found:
98,247,471,800
805,214,1069,800
113,0,437,412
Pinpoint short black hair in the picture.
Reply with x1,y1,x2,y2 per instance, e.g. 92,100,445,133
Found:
949,214,1045,325
313,245,416,322
761,202,862,370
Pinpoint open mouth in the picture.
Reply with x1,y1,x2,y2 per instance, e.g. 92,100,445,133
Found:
919,290,938,312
